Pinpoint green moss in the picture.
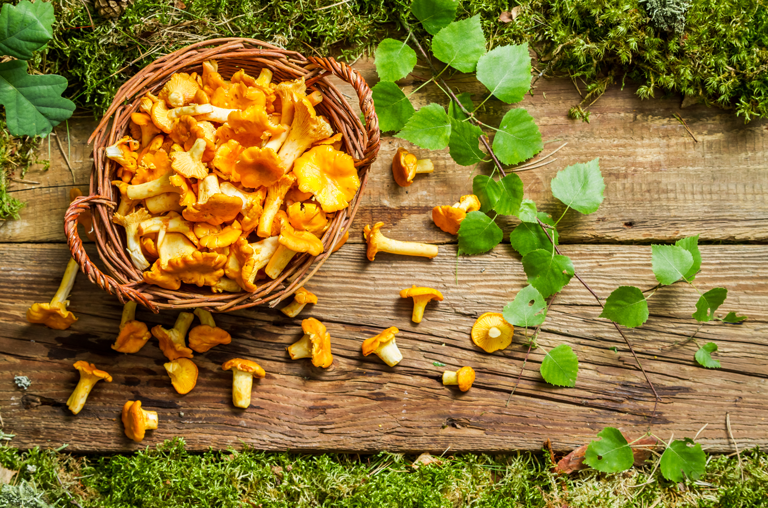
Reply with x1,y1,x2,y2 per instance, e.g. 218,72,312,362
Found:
0,118,46,221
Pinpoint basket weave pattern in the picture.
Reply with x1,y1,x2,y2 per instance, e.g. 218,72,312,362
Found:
65,38,380,313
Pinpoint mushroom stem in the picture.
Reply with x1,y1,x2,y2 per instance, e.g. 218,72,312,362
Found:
126,172,178,200
287,333,312,360
256,68,273,87
265,245,297,279
67,371,104,415
377,236,438,259
51,258,79,308
121,301,137,328
172,312,195,342
410,297,432,323
143,409,159,430
197,173,227,205
442,370,460,386
231,369,254,408
414,159,434,174
193,308,216,327
281,300,306,318
488,327,501,339
375,340,403,367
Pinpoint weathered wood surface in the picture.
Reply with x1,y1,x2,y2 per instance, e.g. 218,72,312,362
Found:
2,60,767,244
1,243,766,453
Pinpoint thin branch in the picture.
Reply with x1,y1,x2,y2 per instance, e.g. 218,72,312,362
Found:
726,412,744,481
56,470,84,508
53,130,76,184
673,113,698,143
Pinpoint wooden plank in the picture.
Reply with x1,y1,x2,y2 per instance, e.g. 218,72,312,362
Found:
1,62,767,244
1,243,765,453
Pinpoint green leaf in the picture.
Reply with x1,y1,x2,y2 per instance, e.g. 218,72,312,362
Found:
550,158,605,215
675,235,701,281
584,427,634,473
509,215,558,256
431,15,486,73
411,0,459,35
476,43,531,104
492,108,542,166
652,245,693,285
433,361,446,367
600,286,648,328
0,0,54,60
695,342,721,369
540,344,578,387
0,60,75,137
721,311,747,324
692,287,728,322
448,92,474,120
660,438,706,482
517,199,538,223
472,174,523,215
522,249,574,298
503,284,547,328
473,175,496,213
448,117,485,166
371,81,414,132
374,39,417,82
457,211,503,256
395,103,451,150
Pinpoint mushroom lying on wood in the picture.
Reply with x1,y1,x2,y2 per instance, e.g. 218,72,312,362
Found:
361,327,402,367
471,312,514,353
400,286,444,324
442,366,475,392
112,301,151,353
222,358,266,408
363,222,438,261
122,400,158,442
26,257,80,330
164,357,199,394
287,317,333,368
152,312,195,360
188,308,232,353
67,361,112,415
392,147,433,187
280,287,318,318
432,194,482,235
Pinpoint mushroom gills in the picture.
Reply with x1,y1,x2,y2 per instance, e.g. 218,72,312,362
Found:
287,333,313,359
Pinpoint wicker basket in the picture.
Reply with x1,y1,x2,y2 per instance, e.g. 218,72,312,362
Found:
65,38,380,313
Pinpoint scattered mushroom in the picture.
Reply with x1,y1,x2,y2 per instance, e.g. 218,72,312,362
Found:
432,194,482,235
222,358,266,408
151,311,195,360
287,317,333,368
442,366,475,392
66,361,112,415
361,327,402,367
188,308,232,353
281,287,318,318
400,286,444,323
122,400,159,442
26,257,80,330
391,147,434,187
363,222,439,261
112,301,151,353
471,312,514,353
163,357,199,394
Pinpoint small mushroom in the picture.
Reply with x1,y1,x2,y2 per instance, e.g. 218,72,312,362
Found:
276,98,334,170
66,361,112,415
400,286,444,323
112,208,153,270
392,147,434,187
280,287,318,318
151,311,195,360
188,308,232,353
432,194,482,235
170,138,208,179
222,358,266,408
122,400,159,442
265,222,324,279
158,72,201,108
287,317,333,368
364,222,438,261
26,258,80,330
183,174,243,226
163,357,199,394
361,327,402,367
293,145,360,213
471,312,514,353
112,301,152,353
442,366,475,392
257,173,296,238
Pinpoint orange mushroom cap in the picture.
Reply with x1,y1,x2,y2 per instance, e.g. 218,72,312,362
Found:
286,317,333,368
391,147,434,187
151,99,174,133
171,138,208,180
313,132,343,150
221,104,285,147
122,400,159,442
67,361,112,414
199,221,242,250
222,358,266,377
188,308,232,353
26,258,80,330
164,358,199,394
182,175,243,226
144,250,227,290
456,366,476,391
73,360,112,381
211,81,266,111
276,98,334,169
287,201,327,236
400,286,444,323
233,145,284,189
279,222,324,257
158,73,201,108
432,195,482,235
112,320,151,354
293,145,360,213
202,60,227,96
361,326,399,357
280,287,318,318
471,312,514,353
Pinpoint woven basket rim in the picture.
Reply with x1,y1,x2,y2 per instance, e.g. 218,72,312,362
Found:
66,38,380,313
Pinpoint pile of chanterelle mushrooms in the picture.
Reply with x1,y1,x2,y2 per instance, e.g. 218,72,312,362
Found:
25,64,517,443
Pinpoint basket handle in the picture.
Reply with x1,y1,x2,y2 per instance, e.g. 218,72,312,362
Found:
65,195,158,312
306,56,380,168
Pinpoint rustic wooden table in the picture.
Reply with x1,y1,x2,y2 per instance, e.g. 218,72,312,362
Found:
1,60,766,454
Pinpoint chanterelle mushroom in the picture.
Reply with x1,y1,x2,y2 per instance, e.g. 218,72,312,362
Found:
361,327,402,367
158,72,200,108
113,208,153,270
281,287,318,318
471,312,514,353
364,222,438,261
26,258,79,330
112,301,151,353
400,286,444,323
152,311,194,361
442,366,475,392
432,194,482,235
122,400,159,442
171,138,208,179
188,308,232,353
287,317,333,368
277,98,334,170
392,147,434,187
293,145,360,213
183,174,243,226
222,358,266,408
67,361,112,415
163,357,199,394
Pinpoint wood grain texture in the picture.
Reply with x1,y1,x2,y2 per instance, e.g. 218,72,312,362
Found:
1,60,767,244
1,243,765,453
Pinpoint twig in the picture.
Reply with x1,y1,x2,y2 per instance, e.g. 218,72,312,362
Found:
673,114,698,143
568,71,583,98
514,142,568,170
726,412,744,481
55,470,84,508
77,0,94,29
314,0,351,10
53,130,76,184
694,422,709,441
10,178,40,185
